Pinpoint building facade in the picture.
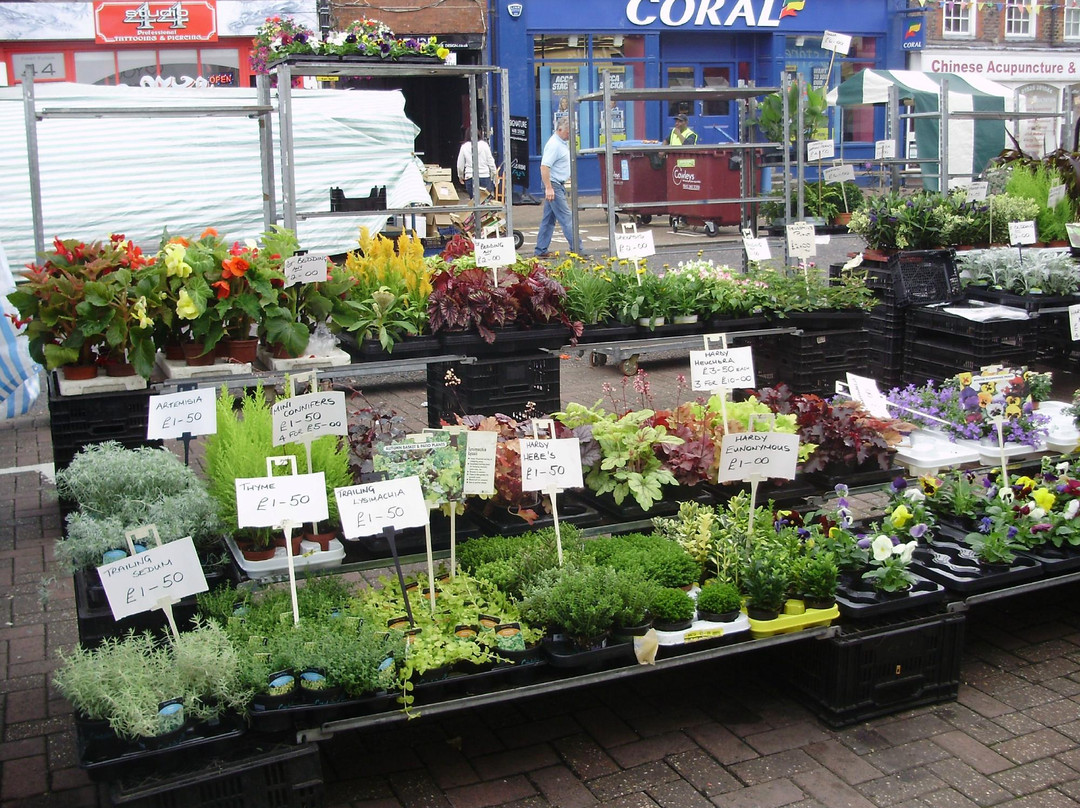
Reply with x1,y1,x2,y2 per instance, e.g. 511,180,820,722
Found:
492,0,906,194
907,0,1080,155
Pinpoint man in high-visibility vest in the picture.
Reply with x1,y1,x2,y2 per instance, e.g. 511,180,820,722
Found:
668,113,698,146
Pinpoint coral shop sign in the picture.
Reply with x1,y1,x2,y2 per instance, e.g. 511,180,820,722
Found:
94,1,218,44
626,0,803,27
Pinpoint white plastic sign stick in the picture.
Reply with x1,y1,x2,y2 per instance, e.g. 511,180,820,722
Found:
235,472,328,528
717,432,800,482
334,476,427,539
1048,183,1067,209
271,391,347,446
284,254,328,287
965,181,989,202
124,524,162,555
520,438,583,492
99,537,207,621
1008,221,1037,246
1069,304,1080,341
1067,223,1080,248
741,228,771,262
473,236,516,268
786,222,816,260
821,30,852,54
463,430,498,496
806,140,834,162
846,373,892,419
689,346,755,391
874,140,895,160
614,229,655,260
147,388,216,440
823,164,855,184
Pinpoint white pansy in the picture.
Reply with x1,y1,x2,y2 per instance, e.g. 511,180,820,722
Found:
1066,500,1080,519
897,541,917,563
871,534,894,562
1028,506,1046,520
904,488,926,503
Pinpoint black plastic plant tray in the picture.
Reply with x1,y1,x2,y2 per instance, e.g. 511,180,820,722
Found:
577,322,639,344
1017,543,1080,575
247,690,397,734
337,332,440,362
342,510,483,561
467,492,604,536
834,573,947,620
576,486,715,521
911,540,1043,594
964,287,1080,313
541,637,637,671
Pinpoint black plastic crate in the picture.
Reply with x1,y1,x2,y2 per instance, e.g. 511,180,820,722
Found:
109,743,323,808
965,286,1080,313
900,355,975,387
886,250,963,307
47,383,160,471
783,612,965,727
757,329,868,365
426,353,561,428
330,185,386,211
905,305,1037,343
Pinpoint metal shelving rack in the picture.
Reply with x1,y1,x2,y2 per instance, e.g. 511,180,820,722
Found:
267,59,513,238
571,74,802,245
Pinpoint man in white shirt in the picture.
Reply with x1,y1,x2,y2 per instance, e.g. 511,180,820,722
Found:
456,129,498,197
534,119,581,258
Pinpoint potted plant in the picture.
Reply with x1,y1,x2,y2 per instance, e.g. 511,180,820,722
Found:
751,83,828,153
796,553,838,609
695,581,742,623
740,555,788,620
520,562,623,650
649,587,695,632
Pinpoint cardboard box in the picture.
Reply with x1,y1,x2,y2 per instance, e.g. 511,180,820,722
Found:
423,165,453,183
430,182,459,205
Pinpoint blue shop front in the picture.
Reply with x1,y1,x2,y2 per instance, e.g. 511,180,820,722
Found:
492,0,905,195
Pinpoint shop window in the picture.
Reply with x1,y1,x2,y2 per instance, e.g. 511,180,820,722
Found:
1065,7,1080,40
666,66,694,116
702,67,732,116
158,49,200,87
200,48,239,87
74,51,118,85
117,50,159,86
1005,3,1034,38
942,3,975,37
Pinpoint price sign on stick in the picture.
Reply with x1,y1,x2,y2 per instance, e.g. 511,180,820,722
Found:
473,237,516,268
821,30,852,54
806,140,835,162
272,391,347,446
846,373,891,419
717,433,800,482
614,229,655,260
786,222,816,260
823,164,855,184
284,254,328,287
463,431,497,496
741,228,771,262
520,438,583,492
966,181,989,202
235,472,328,528
689,346,755,391
1009,220,1037,246
99,537,208,621
1048,183,1067,210
147,387,216,440
1069,304,1080,341
335,477,427,538
874,140,895,160
1067,223,1080,249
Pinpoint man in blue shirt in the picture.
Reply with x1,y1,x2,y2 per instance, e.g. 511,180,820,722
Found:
534,119,581,258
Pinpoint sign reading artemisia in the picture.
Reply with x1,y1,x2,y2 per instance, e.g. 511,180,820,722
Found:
94,1,218,44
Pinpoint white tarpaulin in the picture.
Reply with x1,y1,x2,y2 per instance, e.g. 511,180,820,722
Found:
0,83,431,268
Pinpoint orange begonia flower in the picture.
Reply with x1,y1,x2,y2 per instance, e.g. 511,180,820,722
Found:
212,280,231,299
221,255,250,279
200,227,219,239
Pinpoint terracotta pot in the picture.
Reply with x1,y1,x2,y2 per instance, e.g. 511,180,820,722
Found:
163,341,185,361
104,359,137,377
270,342,298,359
181,341,215,367
60,364,99,381
238,542,275,561
274,534,304,555
221,337,259,364
832,212,853,227
302,531,337,552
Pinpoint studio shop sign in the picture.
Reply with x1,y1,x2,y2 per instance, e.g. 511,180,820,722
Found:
625,0,805,28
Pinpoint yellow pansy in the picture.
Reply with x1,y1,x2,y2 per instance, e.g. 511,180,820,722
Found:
176,289,199,320
1032,488,1056,512
163,243,193,278
890,504,912,528
437,47,450,59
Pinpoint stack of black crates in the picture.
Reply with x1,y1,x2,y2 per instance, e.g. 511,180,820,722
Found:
750,320,868,397
426,352,561,428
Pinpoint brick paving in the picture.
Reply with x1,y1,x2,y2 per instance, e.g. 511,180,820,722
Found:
3,228,1080,805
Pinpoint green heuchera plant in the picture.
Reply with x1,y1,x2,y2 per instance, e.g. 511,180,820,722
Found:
556,402,683,510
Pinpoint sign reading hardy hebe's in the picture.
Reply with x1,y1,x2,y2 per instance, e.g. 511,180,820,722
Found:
94,1,218,44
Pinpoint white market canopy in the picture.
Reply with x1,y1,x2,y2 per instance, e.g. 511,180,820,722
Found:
827,69,1013,191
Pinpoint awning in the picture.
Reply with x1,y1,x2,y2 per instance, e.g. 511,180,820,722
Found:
827,69,1013,191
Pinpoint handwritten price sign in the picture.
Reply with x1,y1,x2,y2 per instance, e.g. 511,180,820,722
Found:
284,254,328,287
473,237,517,267
235,472,328,528
271,392,347,446
334,477,427,538
786,222,816,260
614,229,656,260
874,140,895,160
689,346,755,391
717,432,800,482
98,537,208,620
806,140,835,162
1008,220,1037,246
823,164,855,184
821,30,852,54
147,387,216,440
520,438,583,492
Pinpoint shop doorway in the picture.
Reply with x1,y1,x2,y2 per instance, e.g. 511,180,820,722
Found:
663,63,738,144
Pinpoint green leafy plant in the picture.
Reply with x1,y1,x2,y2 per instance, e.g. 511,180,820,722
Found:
751,84,828,146
649,587,695,625
695,581,742,617
740,555,788,615
520,562,623,649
